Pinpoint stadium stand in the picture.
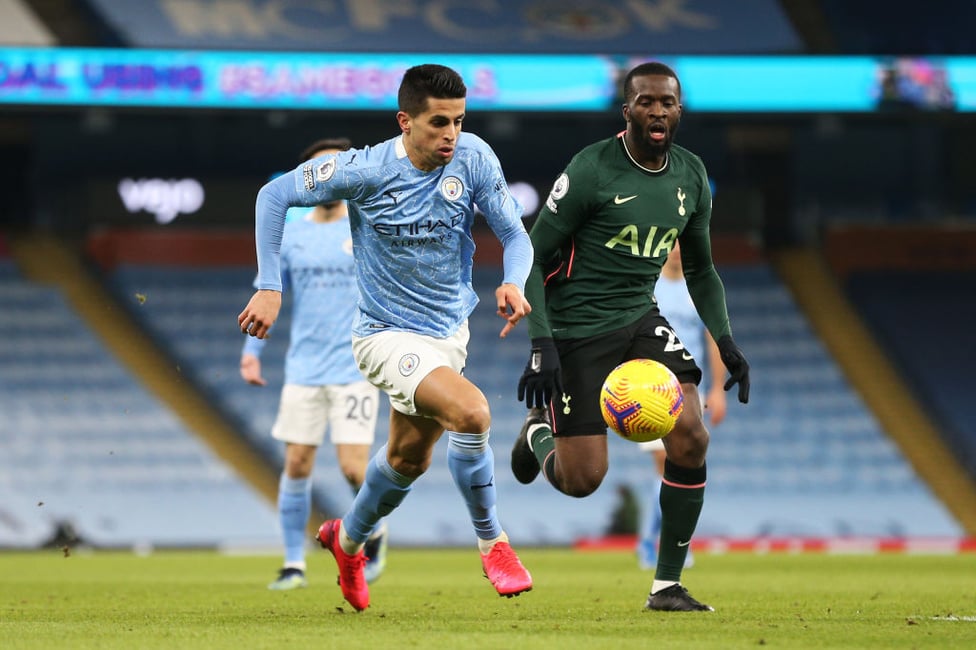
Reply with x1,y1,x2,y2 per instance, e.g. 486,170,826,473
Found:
78,0,802,54
6,0,973,550
107,261,622,546
33,0,973,58
104,254,963,546
0,255,280,549
816,227,976,534
846,269,976,480
103,264,353,512
688,264,960,538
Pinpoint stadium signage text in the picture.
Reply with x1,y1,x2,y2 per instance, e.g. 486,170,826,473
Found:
118,178,205,224
1,48,973,113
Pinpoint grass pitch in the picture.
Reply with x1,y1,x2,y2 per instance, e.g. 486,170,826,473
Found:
2,548,974,649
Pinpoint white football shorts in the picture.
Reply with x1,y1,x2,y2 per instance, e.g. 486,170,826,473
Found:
271,381,379,446
352,322,469,416
637,438,666,453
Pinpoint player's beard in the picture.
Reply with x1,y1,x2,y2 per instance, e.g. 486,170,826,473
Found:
644,120,679,158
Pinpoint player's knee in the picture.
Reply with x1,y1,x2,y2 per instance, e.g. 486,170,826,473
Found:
388,455,431,479
283,458,313,479
560,474,602,498
450,399,491,435
283,444,315,477
341,464,366,487
668,422,709,464
556,460,607,498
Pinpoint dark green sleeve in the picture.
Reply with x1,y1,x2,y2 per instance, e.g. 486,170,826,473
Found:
523,155,599,339
680,162,732,341
524,218,567,338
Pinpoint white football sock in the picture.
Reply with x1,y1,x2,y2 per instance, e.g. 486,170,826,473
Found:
478,530,509,555
651,579,678,594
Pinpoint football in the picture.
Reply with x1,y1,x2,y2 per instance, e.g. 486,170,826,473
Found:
600,359,684,442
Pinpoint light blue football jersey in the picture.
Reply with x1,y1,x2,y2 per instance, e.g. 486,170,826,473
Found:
255,132,532,338
243,209,362,385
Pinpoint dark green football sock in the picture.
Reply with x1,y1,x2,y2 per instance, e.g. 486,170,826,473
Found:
528,425,556,481
655,460,706,582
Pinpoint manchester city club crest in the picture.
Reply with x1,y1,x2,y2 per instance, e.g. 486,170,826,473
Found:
440,176,464,201
398,353,420,377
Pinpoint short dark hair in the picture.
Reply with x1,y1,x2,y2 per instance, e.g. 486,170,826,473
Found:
397,64,467,116
299,137,352,162
623,62,681,102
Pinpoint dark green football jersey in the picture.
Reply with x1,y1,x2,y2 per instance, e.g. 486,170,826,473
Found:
525,134,731,341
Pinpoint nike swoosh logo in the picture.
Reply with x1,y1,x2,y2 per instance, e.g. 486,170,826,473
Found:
614,194,638,204
677,540,691,547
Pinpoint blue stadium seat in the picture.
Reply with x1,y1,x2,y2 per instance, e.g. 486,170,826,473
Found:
109,265,366,519
847,270,976,480
105,262,963,545
0,273,279,549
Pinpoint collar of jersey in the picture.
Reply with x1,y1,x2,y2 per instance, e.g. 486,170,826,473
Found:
619,134,669,174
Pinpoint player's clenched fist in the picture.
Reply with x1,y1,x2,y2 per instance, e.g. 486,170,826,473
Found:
238,289,282,339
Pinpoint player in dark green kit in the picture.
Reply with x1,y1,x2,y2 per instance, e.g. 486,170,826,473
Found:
511,62,750,612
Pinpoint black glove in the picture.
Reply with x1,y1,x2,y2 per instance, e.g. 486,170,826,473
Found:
716,335,750,404
517,337,563,409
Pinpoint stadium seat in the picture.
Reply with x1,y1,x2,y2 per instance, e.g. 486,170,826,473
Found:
0,271,279,549
105,262,963,545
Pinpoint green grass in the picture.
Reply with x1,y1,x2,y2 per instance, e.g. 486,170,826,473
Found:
2,548,975,649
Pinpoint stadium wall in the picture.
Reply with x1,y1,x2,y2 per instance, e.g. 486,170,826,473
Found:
84,227,765,271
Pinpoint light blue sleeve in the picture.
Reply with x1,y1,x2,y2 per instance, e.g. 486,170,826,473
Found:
470,142,533,290
255,152,360,291
254,174,296,291
499,228,532,291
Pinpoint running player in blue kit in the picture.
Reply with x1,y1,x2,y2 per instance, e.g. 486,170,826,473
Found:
239,64,534,611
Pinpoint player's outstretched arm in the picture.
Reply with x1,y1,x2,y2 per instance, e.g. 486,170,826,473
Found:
238,289,282,340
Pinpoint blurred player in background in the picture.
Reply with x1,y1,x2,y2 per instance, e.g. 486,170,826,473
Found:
636,241,727,570
240,138,387,590
510,62,750,612
239,64,534,611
